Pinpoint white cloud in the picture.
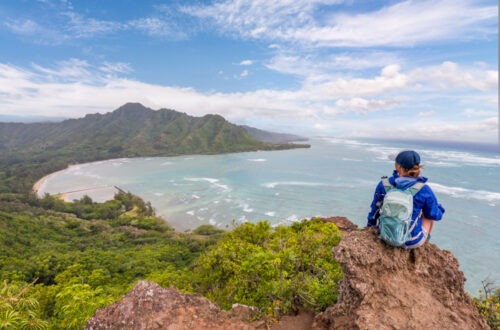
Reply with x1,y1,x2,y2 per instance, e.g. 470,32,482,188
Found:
3,19,41,35
401,117,499,141
182,0,497,47
127,17,187,38
182,0,335,33
411,61,498,91
302,64,409,99
266,52,401,79
332,98,400,114
3,4,188,43
240,70,249,77
0,63,33,80
99,62,134,75
240,60,253,66
294,61,497,102
0,60,497,142
309,0,497,47
63,12,120,38
3,18,68,44
3,11,120,42
329,116,499,142
31,59,93,82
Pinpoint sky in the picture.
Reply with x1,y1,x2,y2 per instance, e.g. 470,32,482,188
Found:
0,0,498,142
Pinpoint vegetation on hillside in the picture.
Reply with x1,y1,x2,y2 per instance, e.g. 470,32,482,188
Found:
0,192,214,329
0,190,343,328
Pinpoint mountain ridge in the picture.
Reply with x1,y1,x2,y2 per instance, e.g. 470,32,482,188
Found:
0,103,308,156
0,103,307,149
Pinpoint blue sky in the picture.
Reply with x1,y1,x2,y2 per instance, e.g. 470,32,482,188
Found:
0,0,498,142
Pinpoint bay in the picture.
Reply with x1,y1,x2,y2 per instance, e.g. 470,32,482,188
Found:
37,137,500,293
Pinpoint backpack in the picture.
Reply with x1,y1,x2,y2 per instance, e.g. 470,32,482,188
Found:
377,177,424,248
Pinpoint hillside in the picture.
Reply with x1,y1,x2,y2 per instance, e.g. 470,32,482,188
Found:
0,103,308,158
0,103,308,193
85,218,489,329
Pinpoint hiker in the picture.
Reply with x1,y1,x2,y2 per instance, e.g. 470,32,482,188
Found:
367,150,445,249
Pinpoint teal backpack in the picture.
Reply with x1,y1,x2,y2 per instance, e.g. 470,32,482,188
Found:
378,177,424,247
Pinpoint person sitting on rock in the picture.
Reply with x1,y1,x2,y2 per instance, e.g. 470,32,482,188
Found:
367,150,445,249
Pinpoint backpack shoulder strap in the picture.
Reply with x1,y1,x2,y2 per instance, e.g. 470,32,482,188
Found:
408,182,425,196
381,176,392,192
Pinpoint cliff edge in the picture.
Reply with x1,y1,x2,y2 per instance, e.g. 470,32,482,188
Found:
86,218,487,329
313,226,488,329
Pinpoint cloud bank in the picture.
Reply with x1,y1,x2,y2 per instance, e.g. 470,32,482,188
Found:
0,58,496,142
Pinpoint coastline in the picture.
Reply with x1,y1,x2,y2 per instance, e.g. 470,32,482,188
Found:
32,166,75,197
33,167,121,202
32,159,127,198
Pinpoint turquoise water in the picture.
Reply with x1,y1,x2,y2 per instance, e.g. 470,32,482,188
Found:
37,137,500,293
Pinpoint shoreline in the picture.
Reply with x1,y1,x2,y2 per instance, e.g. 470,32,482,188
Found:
32,160,181,230
33,167,122,203
32,165,77,197
32,158,130,197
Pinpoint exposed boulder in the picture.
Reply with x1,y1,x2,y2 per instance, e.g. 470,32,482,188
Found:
85,281,315,330
312,226,488,330
85,281,261,330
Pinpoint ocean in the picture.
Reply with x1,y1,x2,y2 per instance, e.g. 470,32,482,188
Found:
36,137,500,294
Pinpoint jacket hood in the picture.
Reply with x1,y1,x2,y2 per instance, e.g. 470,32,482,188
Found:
391,170,428,190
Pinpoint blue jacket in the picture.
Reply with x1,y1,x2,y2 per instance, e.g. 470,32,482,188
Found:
367,171,445,246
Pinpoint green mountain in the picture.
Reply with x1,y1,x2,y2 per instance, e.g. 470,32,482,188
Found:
0,103,308,193
0,102,308,158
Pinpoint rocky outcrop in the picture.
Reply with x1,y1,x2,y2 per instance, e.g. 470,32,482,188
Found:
322,216,358,234
312,226,488,329
86,219,488,330
85,281,261,330
85,281,316,330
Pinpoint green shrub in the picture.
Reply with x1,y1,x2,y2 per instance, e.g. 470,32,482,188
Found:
192,224,225,236
193,218,343,316
52,283,115,330
0,279,48,330
473,281,499,329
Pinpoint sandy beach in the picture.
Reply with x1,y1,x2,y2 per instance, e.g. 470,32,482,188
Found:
33,164,121,202
32,164,79,197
